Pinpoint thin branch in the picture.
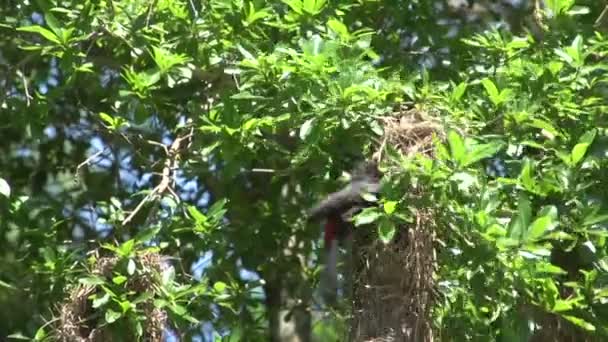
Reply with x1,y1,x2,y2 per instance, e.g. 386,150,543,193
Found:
121,132,193,226
76,147,109,175
595,5,608,28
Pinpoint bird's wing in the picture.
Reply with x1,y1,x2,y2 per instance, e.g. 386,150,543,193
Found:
307,180,380,221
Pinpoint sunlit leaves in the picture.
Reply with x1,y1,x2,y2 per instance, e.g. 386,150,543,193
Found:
446,130,504,168
377,219,396,244
525,206,558,241
150,46,191,74
0,177,10,198
481,78,512,106
571,129,596,165
554,35,585,68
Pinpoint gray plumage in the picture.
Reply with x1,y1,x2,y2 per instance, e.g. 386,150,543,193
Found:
307,162,381,221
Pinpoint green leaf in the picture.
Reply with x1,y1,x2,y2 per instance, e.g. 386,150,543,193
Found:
134,227,161,244
527,118,561,138
353,208,381,226
112,275,128,285
237,45,255,61
7,333,32,340
525,206,558,241
17,25,61,44
583,213,608,226
282,0,303,14
299,118,314,140
118,239,135,257
43,12,63,38
327,19,349,38
34,326,46,341
447,130,465,166
462,141,504,167
208,198,228,221
127,258,136,275
571,129,596,165
361,192,377,202
546,0,575,15
481,78,499,99
508,194,532,241
188,206,208,224
214,281,227,292
519,159,537,193
0,279,16,289
0,177,10,197
92,293,110,308
378,220,396,244
383,201,397,215
451,81,467,102
105,309,122,324
79,276,105,286
99,112,115,126
561,314,595,331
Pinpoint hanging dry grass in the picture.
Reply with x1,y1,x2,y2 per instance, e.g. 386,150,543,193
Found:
351,104,443,342
52,251,169,342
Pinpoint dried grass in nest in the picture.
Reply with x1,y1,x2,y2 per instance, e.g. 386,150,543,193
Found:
374,106,445,161
352,207,437,342
351,105,441,341
53,251,169,342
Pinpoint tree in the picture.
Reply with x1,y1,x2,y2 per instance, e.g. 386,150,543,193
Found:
1,0,608,341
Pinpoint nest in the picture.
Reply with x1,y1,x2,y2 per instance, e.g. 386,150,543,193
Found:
351,104,443,342
374,105,445,161
53,251,169,342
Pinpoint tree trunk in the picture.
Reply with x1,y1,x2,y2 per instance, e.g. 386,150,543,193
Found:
265,272,312,342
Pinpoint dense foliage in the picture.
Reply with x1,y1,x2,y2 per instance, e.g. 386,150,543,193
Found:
1,0,608,341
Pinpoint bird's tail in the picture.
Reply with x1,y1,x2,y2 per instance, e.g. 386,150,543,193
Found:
322,238,339,305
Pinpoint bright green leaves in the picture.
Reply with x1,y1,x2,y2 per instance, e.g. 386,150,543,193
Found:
555,35,586,68
100,112,130,131
526,206,558,241
17,25,62,45
122,66,162,98
503,194,558,247
17,11,74,48
351,196,402,245
282,0,327,16
243,2,272,26
186,199,227,235
446,130,504,168
150,46,191,75
481,78,512,107
571,129,596,166
507,194,532,242
299,118,315,140
0,177,10,198
377,220,397,244
327,19,349,39
122,45,192,97
450,81,468,103
556,129,597,167
353,207,381,227
545,0,576,17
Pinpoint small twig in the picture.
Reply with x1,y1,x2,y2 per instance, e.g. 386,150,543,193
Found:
251,168,275,173
595,5,608,28
145,0,158,27
76,148,109,175
18,70,32,106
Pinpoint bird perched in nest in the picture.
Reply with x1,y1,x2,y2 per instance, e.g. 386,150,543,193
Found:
307,161,382,304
